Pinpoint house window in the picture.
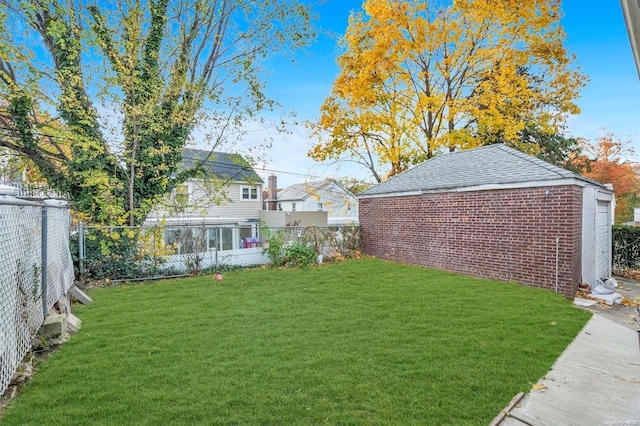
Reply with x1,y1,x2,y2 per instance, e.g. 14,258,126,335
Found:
292,202,296,212
278,203,282,211
241,186,258,200
164,227,206,254
208,227,234,251
317,202,323,211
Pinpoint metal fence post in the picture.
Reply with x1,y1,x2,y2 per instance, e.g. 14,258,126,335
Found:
79,222,85,277
41,206,48,318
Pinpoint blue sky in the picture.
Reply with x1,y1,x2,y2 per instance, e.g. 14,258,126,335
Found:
244,0,640,188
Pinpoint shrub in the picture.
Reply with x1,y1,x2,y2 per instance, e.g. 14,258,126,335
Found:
283,243,317,267
612,225,640,270
264,228,287,267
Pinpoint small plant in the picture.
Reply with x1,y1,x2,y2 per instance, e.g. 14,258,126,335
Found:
263,226,287,267
283,243,317,268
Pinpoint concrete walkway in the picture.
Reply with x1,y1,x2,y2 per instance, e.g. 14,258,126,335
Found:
497,314,640,425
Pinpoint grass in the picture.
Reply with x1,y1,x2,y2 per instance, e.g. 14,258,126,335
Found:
1,258,591,425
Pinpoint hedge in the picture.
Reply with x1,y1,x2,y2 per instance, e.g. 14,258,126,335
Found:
612,225,640,270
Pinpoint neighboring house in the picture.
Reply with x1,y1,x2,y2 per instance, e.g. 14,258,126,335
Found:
359,144,613,298
269,178,359,225
629,206,640,226
146,148,264,254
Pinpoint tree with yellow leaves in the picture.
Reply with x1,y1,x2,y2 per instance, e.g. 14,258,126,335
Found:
309,0,587,182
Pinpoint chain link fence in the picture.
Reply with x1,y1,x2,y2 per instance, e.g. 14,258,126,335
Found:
77,224,361,282
0,195,74,397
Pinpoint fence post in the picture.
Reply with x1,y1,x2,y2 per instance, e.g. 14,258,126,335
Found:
41,206,48,317
79,222,85,277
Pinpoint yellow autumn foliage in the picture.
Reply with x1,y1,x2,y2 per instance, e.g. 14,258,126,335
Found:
308,0,587,182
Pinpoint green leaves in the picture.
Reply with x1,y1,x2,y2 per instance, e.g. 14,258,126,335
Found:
0,0,316,225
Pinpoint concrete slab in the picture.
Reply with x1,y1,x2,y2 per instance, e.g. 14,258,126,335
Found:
39,314,67,338
66,313,82,334
501,315,640,425
70,286,93,305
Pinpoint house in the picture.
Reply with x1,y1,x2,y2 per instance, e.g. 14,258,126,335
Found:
359,144,613,298
146,148,264,256
266,177,359,225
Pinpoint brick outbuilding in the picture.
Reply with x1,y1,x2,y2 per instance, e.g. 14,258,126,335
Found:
358,144,613,297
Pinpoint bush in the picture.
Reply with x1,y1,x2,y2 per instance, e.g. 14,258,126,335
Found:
283,243,317,268
612,225,640,270
264,228,287,267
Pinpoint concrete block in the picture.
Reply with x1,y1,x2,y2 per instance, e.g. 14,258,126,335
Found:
39,314,67,338
66,313,82,334
67,313,82,334
70,286,93,305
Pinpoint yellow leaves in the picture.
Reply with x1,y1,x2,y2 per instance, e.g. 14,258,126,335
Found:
311,0,584,180
531,383,548,392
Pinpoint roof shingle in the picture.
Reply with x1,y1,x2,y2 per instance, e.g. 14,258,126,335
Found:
181,148,263,183
360,144,604,196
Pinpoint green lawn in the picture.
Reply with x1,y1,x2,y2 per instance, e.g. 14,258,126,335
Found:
1,258,591,425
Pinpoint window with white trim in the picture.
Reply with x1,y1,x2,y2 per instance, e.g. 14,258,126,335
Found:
241,186,258,200
292,202,296,212
317,202,323,211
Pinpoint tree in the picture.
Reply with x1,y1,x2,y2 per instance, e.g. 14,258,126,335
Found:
309,0,586,182
576,135,640,223
0,0,315,225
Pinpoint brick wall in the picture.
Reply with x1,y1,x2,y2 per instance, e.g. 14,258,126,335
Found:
360,185,584,297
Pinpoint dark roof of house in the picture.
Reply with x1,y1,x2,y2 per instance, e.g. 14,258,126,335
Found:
181,148,263,184
360,144,606,197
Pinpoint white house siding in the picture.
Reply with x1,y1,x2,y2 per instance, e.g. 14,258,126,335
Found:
193,181,262,219
147,180,262,223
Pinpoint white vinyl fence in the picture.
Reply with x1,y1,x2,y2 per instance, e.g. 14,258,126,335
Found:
0,193,74,397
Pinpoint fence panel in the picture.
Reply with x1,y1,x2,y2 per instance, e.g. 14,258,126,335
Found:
78,224,361,282
0,196,74,397
0,199,43,396
44,202,76,310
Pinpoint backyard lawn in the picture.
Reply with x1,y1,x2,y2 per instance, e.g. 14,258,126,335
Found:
1,258,591,425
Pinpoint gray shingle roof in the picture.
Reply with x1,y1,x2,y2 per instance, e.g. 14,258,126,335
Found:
360,144,604,197
181,148,263,183
277,180,331,201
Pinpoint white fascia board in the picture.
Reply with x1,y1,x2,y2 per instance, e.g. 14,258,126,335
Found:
358,190,423,200
596,190,614,201
146,217,257,226
358,178,610,199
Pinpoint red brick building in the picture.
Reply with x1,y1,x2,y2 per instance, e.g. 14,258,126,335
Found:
358,144,613,298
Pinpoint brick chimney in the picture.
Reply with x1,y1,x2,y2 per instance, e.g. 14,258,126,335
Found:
267,175,278,210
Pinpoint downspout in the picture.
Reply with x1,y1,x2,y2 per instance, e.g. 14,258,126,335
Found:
555,237,560,293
